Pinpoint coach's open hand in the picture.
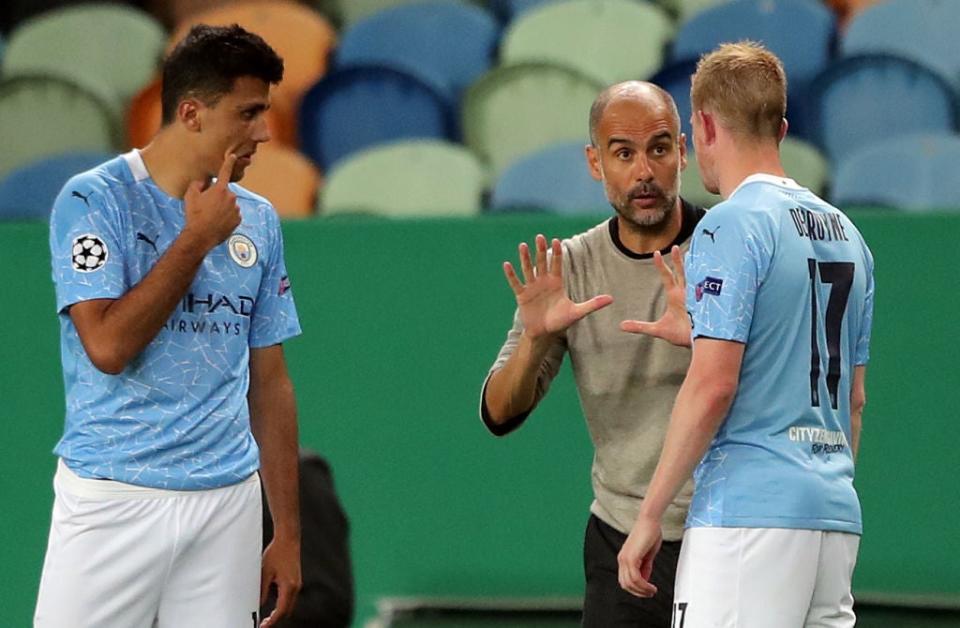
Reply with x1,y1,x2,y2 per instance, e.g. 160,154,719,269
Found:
503,233,613,340
260,537,302,627
617,515,662,598
620,245,691,347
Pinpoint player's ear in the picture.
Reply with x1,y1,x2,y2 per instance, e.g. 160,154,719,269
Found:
778,117,789,143
178,99,202,133
698,110,717,146
585,143,603,182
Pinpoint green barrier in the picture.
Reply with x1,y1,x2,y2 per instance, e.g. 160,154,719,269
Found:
1,212,957,626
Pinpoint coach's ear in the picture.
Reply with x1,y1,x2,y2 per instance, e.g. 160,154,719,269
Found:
585,143,603,182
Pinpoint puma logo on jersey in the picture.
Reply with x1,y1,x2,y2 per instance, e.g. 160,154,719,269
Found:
136,232,159,254
702,226,720,243
71,190,92,206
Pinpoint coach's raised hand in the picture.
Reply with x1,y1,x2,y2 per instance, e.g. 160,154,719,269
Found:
503,234,613,340
621,245,692,347
182,151,242,251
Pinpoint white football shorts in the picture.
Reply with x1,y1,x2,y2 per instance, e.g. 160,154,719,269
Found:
34,459,262,628
672,526,860,628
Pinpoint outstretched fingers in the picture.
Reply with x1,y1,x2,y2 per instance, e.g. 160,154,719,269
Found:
503,261,524,295
550,238,563,277
670,245,686,286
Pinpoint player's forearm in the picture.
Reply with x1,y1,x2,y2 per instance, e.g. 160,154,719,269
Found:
251,370,301,542
76,230,212,373
484,332,555,424
639,376,734,521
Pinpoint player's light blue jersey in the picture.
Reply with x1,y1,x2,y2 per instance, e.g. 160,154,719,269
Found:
685,174,874,534
49,151,301,490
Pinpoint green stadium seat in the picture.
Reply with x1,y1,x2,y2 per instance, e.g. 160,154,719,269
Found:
680,138,830,208
499,0,674,86
462,62,603,176
0,75,117,180
2,4,165,119
320,140,485,217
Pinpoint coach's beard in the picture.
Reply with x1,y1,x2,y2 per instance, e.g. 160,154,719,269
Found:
614,182,676,231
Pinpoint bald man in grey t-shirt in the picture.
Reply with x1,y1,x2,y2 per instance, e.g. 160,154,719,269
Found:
481,82,705,627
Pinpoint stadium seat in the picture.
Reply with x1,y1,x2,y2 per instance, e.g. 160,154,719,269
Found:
807,54,958,164
462,62,603,175
299,65,455,171
649,58,699,136
489,141,608,214
125,74,287,150
1,4,165,120
671,0,834,139
0,151,114,221
311,0,424,29
0,75,117,180
335,2,499,105
486,0,554,23
841,0,960,88
500,0,674,86
832,133,960,212
169,0,338,147
320,140,485,217
240,145,322,219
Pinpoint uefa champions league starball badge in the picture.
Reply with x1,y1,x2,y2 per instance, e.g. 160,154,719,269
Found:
71,234,108,272
228,234,258,268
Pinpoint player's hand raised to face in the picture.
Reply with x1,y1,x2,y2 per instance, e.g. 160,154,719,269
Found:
183,151,242,251
503,234,613,342
621,245,692,347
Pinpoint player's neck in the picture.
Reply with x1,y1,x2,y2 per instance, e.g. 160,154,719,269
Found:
616,197,684,255
139,130,212,200
716,143,786,199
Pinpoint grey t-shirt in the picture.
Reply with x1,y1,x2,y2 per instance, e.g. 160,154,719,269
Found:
481,200,705,540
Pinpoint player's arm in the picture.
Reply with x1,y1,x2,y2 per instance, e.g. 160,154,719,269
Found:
485,234,612,424
70,154,241,374
249,343,302,627
618,337,744,597
850,365,866,461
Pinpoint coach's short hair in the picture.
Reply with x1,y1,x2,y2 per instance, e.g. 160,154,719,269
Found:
160,24,284,124
690,41,786,140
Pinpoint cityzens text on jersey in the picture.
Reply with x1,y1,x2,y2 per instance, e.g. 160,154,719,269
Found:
162,292,254,336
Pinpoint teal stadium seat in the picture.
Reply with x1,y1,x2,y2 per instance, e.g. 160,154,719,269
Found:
320,140,485,217
832,133,960,212
842,0,960,89
499,0,674,86
808,54,959,164
335,1,500,105
462,62,603,175
2,4,166,121
489,141,608,214
0,75,117,180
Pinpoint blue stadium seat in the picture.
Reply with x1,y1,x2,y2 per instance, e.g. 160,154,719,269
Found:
336,2,499,105
670,0,835,139
298,65,455,171
0,151,114,221
832,133,960,212
649,58,699,137
489,141,608,214
808,54,958,165
842,0,960,89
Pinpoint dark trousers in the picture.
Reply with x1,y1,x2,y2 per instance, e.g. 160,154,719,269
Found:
582,514,681,627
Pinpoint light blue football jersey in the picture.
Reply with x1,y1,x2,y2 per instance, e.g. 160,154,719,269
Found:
49,150,301,490
685,174,874,534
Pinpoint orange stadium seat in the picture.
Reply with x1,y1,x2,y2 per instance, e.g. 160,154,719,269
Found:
241,144,322,218
167,0,337,147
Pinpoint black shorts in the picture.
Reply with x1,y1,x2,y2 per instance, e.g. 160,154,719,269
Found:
582,514,681,628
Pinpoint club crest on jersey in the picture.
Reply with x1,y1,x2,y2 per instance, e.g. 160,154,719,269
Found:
695,276,723,302
228,234,258,268
71,234,108,272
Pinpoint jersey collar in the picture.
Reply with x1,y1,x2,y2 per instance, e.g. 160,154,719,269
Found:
121,149,150,183
730,173,803,198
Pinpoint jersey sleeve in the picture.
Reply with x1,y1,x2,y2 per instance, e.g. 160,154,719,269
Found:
249,206,302,348
49,173,127,313
684,205,774,343
854,244,875,366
